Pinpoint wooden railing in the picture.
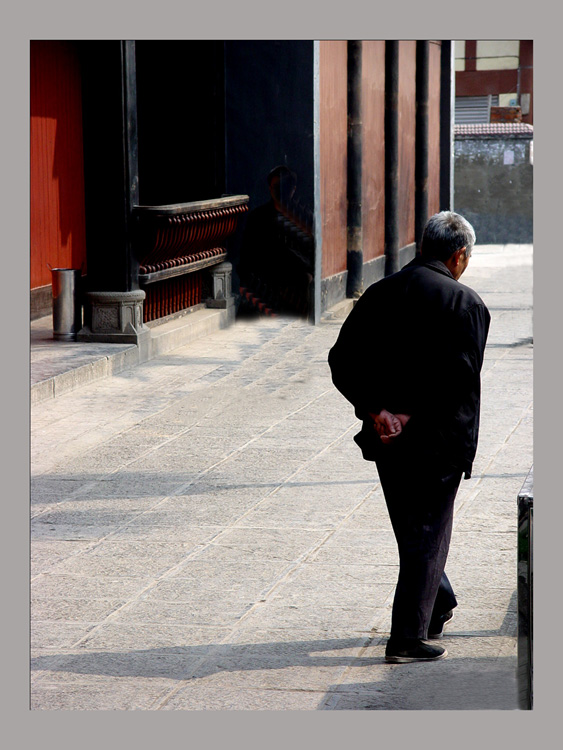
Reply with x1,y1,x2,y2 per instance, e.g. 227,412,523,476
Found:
133,195,249,322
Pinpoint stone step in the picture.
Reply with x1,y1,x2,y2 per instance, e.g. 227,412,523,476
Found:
31,305,230,405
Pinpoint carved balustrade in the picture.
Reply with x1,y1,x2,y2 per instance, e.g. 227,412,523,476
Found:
133,195,249,322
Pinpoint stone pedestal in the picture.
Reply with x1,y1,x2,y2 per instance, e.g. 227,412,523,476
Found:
206,261,235,323
78,290,151,350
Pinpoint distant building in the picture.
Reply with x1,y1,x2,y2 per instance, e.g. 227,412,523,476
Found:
454,40,533,124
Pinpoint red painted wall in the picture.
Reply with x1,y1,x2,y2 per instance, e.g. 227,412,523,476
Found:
319,41,348,280
30,41,87,290
398,41,416,250
428,41,442,216
362,41,386,262
320,41,387,278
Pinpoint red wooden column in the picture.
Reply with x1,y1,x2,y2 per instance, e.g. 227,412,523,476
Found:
30,41,87,317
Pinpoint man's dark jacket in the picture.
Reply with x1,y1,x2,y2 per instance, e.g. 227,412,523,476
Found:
328,256,491,479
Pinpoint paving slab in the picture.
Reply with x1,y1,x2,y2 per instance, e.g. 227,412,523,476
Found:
77,623,233,652
31,678,180,710
159,684,329,710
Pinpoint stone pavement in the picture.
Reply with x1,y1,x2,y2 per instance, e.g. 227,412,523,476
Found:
30,244,532,710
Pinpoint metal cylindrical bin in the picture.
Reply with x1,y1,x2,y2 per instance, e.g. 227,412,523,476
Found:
51,269,82,341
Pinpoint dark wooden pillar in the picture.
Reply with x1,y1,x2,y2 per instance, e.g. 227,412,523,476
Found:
79,40,139,293
346,40,363,298
385,41,400,276
78,41,148,345
415,41,429,252
440,40,454,211
519,40,533,125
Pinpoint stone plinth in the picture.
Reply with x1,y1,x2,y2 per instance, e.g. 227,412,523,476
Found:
78,290,151,349
206,262,235,324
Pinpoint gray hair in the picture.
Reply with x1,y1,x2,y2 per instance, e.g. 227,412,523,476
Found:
420,211,476,261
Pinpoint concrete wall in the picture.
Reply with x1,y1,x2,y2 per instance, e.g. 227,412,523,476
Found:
454,132,533,244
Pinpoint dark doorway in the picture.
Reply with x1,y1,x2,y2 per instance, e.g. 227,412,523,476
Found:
135,41,226,205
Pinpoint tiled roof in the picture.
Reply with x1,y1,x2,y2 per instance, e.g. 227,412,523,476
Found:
455,123,533,138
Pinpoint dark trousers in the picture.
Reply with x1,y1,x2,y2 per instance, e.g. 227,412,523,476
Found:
374,437,462,640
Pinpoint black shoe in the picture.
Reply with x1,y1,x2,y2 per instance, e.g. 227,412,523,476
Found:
385,638,447,663
428,610,454,640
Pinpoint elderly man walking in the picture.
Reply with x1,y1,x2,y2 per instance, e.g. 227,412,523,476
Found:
328,212,490,663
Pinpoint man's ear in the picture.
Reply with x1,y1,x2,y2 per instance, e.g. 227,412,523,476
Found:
456,247,467,264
